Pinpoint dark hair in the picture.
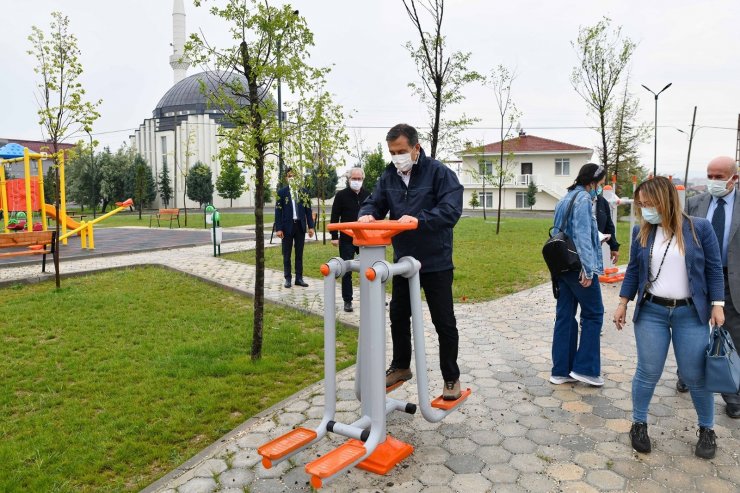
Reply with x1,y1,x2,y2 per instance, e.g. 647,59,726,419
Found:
386,124,419,146
284,166,293,175
567,162,606,191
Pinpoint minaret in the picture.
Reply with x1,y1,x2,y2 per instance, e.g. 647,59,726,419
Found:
170,0,190,84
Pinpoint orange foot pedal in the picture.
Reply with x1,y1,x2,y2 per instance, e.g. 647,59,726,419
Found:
385,380,405,393
305,440,366,489
431,388,472,410
258,427,317,468
355,435,413,475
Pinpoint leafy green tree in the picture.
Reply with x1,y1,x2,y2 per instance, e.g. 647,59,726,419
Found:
216,160,246,207
362,144,386,195
186,0,332,359
526,181,538,210
571,17,636,179
403,0,483,158
469,190,479,209
65,141,103,214
186,162,213,208
133,155,156,218
158,163,173,207
608,78,650,195
99,146,133,212
28,11,101,287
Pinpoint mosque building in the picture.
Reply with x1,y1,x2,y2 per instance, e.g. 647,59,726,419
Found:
132,0,268,209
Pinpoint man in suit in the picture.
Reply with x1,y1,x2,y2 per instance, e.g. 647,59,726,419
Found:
679,155,739,418
275,167,315,288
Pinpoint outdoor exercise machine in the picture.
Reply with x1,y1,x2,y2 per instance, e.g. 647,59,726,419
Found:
258,220,471,489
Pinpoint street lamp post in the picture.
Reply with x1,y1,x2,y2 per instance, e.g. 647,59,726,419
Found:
642,82,672,176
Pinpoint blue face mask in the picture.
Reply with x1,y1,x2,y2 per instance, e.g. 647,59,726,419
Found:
589,186,603,198
641,207,662,225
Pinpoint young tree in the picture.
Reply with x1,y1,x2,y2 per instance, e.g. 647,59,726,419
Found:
466,140,496,221
608,78,650,195
100,145,133,212
186,162,214,208
158,163,173,207
133,155,156,218
571,17,636,177
468,189,479,209
185,0,326,359
362,144,386,195
526,181,538,210
216,160,246,207
28,11,101,287
489,65,522,234
403,0,483,159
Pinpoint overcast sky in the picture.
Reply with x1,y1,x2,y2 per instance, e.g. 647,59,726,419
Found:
1,0,738,180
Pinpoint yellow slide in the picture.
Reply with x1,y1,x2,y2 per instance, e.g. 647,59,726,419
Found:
43,203,81,232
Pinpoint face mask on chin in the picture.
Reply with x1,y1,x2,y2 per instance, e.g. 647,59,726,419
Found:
706,177,734,198
391,153,414,172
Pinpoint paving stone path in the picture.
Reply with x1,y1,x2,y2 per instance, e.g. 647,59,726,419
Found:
2,235,738,493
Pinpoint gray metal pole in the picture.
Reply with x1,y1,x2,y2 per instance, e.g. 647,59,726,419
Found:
683,106,697,187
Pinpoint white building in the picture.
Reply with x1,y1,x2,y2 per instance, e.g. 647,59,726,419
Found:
455,132,594,211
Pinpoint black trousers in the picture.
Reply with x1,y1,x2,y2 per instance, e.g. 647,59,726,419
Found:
338,239,359,302
282,222,305,280
389,269,459,382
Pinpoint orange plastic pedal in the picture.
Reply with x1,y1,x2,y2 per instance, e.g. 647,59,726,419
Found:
306,440,366,489
604,267,619,274
385,380,405,393
258,427,317,468
355,435,414,475
431,388,472,410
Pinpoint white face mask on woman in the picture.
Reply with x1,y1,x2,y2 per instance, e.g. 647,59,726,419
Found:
641,207,662,225
391,153,414,172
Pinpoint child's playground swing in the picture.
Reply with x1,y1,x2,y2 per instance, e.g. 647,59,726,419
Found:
0,143,132,250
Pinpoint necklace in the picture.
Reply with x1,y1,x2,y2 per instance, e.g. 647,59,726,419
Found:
647,230,673,284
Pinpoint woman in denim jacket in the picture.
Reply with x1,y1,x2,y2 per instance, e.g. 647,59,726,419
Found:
550,163,606,387
613,176,724,459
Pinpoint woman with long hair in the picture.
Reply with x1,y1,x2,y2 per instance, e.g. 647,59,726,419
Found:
550,163,607,387
613,176,724,459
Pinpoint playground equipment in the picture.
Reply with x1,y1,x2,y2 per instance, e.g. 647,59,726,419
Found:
0,143,132,249
258,221,471,489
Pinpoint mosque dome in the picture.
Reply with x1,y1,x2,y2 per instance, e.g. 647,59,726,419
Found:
153,70,268,119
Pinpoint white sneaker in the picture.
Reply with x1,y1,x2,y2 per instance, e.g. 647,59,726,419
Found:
549,375,577,385
569,371,604,387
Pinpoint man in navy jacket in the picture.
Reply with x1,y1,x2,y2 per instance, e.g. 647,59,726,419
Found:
358,123,464,400
275,167,315,288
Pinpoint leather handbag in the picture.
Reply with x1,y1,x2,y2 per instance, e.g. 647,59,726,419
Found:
705,325,740,394
542,193,582,297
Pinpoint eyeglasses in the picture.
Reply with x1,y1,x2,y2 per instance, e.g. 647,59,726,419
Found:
593,164,605,178
636,202,655,208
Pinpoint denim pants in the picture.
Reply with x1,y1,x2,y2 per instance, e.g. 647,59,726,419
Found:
552,271,603,378
390,269,459,382
338,239,359,302
633,299,714,428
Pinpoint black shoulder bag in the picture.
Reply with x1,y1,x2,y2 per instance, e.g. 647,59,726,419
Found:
542,192,583,298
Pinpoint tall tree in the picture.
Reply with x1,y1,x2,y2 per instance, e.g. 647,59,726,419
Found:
133,155,156,218
571,17,636,177
489,65,522,234
28,11,101,287
216,160,246,207
186,162,214,208
608,78,650,195
362,144,386,195
186,0,325,359
158,162,173,207
403,0,483,159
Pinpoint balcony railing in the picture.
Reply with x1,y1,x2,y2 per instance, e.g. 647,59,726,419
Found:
458,173,540,187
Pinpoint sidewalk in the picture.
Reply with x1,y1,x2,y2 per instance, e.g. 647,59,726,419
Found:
2,242,738,493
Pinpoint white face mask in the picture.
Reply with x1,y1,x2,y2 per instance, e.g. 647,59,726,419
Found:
706,177,734,198
641,207,662,225
349,179,363,191
391,153,414,172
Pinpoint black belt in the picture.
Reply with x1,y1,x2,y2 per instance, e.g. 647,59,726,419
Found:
644,293,693,307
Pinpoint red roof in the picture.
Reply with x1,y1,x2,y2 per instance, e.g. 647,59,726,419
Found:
0,138,75,154
467,135,592,154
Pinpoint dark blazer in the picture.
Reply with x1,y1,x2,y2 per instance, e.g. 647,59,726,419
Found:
687,189,740,308
619,217,724,326
275,186,315,236
595,194,620,251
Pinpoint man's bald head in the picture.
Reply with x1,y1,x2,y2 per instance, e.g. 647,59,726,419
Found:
707,156,738,180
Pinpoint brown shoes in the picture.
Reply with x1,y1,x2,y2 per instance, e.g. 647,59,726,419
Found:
443,379,461,400
385,366,412,387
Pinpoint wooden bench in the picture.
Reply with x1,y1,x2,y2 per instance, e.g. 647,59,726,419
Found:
149,208,181,229
0,231,57,273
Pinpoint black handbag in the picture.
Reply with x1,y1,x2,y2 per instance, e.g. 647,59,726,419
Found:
705,325,740,394
542,193,582,297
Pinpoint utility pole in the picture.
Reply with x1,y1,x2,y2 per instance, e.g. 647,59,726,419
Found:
735,113,740,166
682,106,697,188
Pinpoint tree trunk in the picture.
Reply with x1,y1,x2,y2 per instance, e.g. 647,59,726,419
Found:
482,182,487,221
599,109,609,176
431,80,442,159
252,154,265,361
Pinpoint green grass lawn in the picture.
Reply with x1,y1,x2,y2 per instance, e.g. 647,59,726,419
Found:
228,217,632,302
0,267,357,492
54,211,275,229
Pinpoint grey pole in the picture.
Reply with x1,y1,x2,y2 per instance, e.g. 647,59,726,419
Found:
642,82,672,176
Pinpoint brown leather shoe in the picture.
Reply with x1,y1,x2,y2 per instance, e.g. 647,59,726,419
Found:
443,379,461,400
385,366,412,387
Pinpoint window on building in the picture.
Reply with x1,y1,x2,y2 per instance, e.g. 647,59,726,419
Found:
480,191,493,208
516,192,528,209
555,158,570,176
479,160,493,176
160,136,168,167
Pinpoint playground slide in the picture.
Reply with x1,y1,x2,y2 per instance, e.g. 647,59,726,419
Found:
43,203,81,231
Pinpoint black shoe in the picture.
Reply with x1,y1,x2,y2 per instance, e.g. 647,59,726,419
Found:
343,301,353,312
284,279,291,288
726,403,740,419
630,422,651,453
676,379,689,393
294,279,309,287
695,427,717,459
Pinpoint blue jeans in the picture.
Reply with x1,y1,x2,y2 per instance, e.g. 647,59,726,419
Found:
632,299,714,428
552,271,603,378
